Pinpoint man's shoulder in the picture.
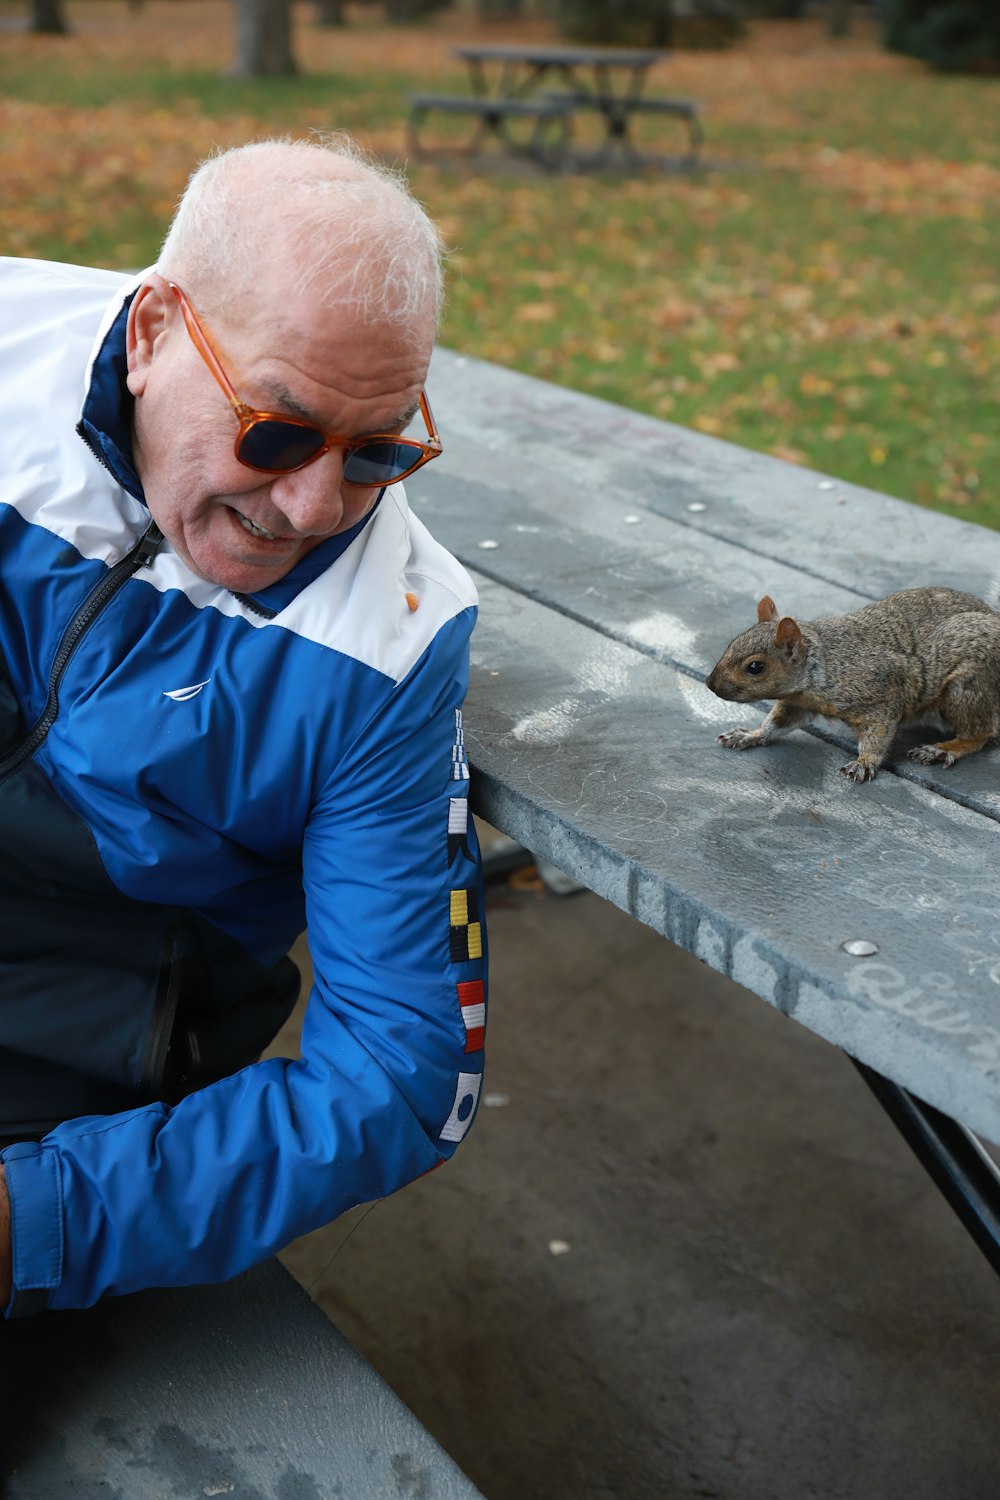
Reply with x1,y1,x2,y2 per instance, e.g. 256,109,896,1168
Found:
399,502,478,616
271,492,477,687
0,257,130,297
0,259,144,379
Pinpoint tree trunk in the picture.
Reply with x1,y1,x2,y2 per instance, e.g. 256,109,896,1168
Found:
314,0,343,25
650,0,674,48
828,0,851,37
228,0,298,77
29,0,68,33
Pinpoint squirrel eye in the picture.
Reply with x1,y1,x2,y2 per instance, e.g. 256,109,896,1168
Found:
745,659,766,676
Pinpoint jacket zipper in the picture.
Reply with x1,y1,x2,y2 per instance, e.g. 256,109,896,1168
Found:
0,519,164,784
229,590,277,621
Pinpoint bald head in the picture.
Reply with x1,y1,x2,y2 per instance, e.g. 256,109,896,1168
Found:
156,135,445,347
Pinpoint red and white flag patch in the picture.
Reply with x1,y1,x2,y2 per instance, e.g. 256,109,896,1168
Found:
457,978,486,1053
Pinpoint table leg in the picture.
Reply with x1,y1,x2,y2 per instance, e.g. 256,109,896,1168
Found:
851,1056,1000,1278
466,57,488,97
587,63,648,167
595,63,624,159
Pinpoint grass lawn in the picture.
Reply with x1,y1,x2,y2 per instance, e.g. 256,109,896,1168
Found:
1,1,998,526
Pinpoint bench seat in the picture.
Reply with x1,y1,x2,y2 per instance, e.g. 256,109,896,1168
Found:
544,89,704,161
2,1259,485,1498
407,92,572,166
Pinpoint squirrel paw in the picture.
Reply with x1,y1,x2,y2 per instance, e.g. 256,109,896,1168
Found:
717,728,766,751
840,758,878,783
907,744,957,769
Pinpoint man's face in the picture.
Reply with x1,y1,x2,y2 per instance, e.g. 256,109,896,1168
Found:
127,269,433,594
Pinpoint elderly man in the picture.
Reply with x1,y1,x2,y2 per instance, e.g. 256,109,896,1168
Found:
0,136,486,1315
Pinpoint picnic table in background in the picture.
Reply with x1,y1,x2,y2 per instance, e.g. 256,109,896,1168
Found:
407,43,703,171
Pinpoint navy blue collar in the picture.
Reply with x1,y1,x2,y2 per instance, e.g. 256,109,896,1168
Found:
77,292,144,502
76,293,382,611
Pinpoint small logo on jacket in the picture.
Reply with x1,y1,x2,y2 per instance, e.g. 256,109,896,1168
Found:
163,679,212,702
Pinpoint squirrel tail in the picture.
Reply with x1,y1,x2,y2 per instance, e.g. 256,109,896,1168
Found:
987,575,1000,612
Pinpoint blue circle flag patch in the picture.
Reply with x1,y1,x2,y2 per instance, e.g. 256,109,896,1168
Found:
439,1071,482,1143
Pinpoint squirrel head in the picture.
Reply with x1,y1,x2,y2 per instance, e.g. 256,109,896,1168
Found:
706,595,807,702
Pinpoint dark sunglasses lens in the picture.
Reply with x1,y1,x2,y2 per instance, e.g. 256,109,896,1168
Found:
343,440,424,486
238,421,326,473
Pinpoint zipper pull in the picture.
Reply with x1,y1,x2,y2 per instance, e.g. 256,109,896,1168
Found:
134,521,164,569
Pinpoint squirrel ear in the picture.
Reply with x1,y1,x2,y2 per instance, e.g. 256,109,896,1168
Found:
774,616,802,657
757,596,778,623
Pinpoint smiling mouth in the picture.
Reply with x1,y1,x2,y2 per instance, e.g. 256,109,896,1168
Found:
235,509,279,541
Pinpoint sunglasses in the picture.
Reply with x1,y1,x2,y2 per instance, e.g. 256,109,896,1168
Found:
167,281,442,485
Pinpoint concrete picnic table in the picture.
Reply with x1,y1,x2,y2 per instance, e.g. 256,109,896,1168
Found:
408,345,1000,1268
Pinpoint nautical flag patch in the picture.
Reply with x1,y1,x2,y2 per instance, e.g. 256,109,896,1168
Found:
450,887,483,962
451,709,469,782
439,1071,482,1143
457,979,486,1053
448,796,470,865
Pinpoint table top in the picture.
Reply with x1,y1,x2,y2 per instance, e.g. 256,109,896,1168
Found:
409,347,1000,1145
454,44,666,67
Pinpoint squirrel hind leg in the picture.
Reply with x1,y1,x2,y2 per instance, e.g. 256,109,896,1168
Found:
912,673,1000,767
907,734,990,769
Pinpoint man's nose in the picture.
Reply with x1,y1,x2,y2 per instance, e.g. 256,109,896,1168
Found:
270,449,345,536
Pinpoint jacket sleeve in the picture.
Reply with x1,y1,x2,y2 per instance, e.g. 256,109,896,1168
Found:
1,609,486,1314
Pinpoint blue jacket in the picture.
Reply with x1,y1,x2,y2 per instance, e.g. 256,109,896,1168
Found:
0,258,486,1315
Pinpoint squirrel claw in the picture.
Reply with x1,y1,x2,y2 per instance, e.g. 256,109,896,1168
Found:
717,728,762,750
840,759,877,783
907,744,957,768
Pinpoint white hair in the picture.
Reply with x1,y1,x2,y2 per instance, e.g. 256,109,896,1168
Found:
156,134,445,338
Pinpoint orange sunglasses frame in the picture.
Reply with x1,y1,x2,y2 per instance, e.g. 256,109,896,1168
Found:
167,281,443,483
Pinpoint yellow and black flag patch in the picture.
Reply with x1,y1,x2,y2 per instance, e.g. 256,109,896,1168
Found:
449,887,483,963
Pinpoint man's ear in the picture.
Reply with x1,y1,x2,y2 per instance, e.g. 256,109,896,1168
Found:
126,275,173,399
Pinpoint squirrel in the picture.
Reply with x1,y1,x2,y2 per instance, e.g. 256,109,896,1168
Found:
706,587,1000,782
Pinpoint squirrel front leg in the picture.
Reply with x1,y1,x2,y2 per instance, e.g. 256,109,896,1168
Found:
840,717,899,783
717,700,810,751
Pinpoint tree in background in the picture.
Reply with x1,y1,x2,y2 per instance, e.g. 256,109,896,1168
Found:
725,0,853,35
29,0,67,31
557,0,742,48
229,0,297,76
315,0,450,22
315,0,345,26
477,0,525,15
883,0,1000,70
383,0,452,19
828,0,851,36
